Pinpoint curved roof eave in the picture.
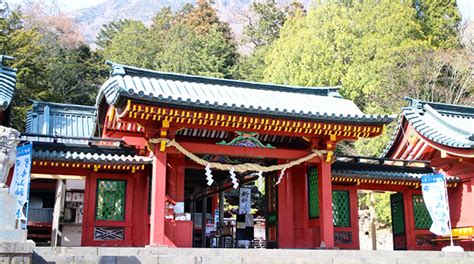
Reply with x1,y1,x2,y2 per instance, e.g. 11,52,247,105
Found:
97,62,394,126
0,55,16,112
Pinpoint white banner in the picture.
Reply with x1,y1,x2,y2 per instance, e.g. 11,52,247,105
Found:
9,143,33,222
239,187,251,214
421,173,451,236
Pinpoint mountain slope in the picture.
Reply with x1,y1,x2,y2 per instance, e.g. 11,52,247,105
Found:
72,0,308,46
73,0,193,43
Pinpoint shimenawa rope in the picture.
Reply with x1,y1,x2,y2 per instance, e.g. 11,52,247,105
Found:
149,138,327,174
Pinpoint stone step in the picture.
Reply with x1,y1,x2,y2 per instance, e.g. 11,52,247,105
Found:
32,247,474,264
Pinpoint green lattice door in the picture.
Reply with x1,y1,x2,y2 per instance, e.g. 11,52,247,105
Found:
390,193,407,250
95,179,127,221
332,191,350,227
412,195,432,229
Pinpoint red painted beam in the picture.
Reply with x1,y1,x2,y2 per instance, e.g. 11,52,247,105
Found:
114,102,383,140
166,141,316,160
151,121,363,142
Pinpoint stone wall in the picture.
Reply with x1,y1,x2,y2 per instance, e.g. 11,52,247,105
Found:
0,241,35,264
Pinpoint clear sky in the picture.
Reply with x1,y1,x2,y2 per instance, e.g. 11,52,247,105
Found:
6,0,474,20
49,0,108,12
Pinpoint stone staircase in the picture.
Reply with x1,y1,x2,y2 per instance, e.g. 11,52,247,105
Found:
33,247,474,264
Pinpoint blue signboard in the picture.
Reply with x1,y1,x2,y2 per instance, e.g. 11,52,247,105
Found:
9,143,33,226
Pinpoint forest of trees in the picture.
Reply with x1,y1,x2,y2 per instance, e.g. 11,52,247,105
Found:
1,0,472,157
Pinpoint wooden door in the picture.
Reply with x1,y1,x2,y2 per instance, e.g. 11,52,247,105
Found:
265,172,278,248
390,192,407,250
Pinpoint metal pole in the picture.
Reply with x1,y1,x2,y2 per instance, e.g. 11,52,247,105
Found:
443,175,454,247
219,181,224,248
201,198,207,248
369,191,377,250
51,179,65,247
191,200,195,247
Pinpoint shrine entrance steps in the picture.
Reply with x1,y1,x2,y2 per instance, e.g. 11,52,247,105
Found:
33,247,474,264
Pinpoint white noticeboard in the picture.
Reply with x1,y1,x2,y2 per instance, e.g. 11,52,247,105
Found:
421,173,451,236
239,187,251,214
9,143,33,225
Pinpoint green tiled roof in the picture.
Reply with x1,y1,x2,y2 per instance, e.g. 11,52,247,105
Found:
25,101,97,137
21,134,152,165
97,63,393,125
0,55,16,112
383,98,474,156
332,156,459,183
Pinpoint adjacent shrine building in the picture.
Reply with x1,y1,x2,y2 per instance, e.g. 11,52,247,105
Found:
384,98,474,249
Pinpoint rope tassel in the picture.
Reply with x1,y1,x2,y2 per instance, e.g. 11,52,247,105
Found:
256,171,264,194
205,163,214,186
230,167,238,189
275,167,286,185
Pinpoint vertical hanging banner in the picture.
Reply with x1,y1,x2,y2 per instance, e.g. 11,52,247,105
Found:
421,173,451,236
9,143,33,224
239,187,251,214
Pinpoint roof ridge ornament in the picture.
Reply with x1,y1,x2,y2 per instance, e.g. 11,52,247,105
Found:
217,131,274,148
105,61,126,76
0,55,14,67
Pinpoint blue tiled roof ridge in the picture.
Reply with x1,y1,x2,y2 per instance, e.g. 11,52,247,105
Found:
405,97,474,117
108,62,341,96
26,101,97,137
30,100,97,113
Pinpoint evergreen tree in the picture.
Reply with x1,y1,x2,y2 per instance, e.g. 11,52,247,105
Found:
413,0,462,49
102,20,154,68
263,0,428,113
237,0,305,81
1,9,107,130
0,10,49,130
100,2,238,79
96,19,135,50
46,45,107,105
243,0,304,48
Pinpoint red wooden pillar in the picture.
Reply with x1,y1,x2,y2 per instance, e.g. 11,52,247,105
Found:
150,146,168,246
403,190,415,250
277,162,295,248
175,155,185,202
167,154,185,202
212,195,219,216
132,170,150,246
81,173,93,246
319,160,334,248
349,187,360,249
